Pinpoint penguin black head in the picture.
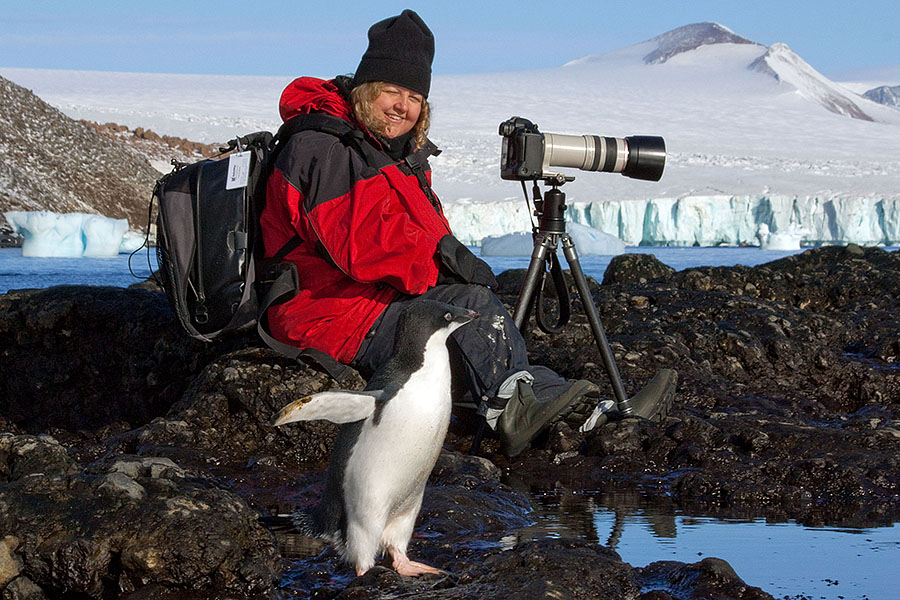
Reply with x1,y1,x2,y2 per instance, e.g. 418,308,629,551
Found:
394,299,478,347
364,299,477,392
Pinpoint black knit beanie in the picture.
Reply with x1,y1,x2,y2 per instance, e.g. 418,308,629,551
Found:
353,9,435,98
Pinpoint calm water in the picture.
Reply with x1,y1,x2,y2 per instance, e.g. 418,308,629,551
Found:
3,245,899,599
479,245,818,279
0,247,158,293
0,245,816,293
520,491,900,600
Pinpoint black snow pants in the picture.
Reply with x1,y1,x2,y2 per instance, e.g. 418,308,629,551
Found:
351,283,569,413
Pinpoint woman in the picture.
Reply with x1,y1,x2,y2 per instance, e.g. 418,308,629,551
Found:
260,10,667,456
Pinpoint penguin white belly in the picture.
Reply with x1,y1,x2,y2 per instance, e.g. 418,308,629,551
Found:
342,339,453,537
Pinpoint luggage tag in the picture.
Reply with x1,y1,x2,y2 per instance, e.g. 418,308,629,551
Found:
225,151,252,190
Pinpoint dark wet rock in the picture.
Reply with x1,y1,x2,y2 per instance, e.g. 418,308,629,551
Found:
0,286,234,436
0,435,280,598
428,539,641,600
279,452,757,600
0,285,365,468
0,230,22,248
637,557,773,599
3,245,900,597
0,433,79,481
493,267,528,296
418,451,533,550
109,347,363,469
602,252,675,285
286,537,768,599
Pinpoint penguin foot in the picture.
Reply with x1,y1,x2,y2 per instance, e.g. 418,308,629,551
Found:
390,550,444,577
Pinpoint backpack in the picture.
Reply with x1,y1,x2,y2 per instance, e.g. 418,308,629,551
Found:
151,113,381,383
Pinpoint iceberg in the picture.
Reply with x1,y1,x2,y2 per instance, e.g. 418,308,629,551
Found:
755,223,808,250
4,211,132,258
481,222,625,256
119,231,148,253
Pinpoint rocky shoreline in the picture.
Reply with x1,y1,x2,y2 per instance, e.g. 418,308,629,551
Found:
0,232,21,248
2,246,898,599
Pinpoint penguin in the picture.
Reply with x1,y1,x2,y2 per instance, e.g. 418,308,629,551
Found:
272,299,477,577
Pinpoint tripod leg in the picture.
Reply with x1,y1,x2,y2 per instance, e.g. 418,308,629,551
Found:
512,233,558,331
560,235,635,415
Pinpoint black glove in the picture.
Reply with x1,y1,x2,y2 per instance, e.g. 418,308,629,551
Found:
436,235,497,288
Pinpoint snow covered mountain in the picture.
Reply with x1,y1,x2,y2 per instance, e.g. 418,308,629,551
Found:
864,85,900,108
749,43,875,121
1,22,899,247
565,22,885,121
433,22,900,244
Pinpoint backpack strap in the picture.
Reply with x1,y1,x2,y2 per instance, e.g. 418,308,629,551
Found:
403,139,442,209
273,113,385,166
255,260,355,383
271,234,302,262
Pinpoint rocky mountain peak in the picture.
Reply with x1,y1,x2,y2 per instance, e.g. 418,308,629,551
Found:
864,84,900,108
643,22,760,65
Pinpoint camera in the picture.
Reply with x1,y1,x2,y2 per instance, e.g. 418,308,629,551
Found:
499,116,666,182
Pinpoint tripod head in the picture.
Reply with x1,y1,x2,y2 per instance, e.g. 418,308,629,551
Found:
528,175,574,236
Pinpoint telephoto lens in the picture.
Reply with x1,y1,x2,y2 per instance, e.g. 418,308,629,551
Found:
542,133,665,181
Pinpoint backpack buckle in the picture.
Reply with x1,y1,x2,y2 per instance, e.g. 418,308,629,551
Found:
194,304,209,325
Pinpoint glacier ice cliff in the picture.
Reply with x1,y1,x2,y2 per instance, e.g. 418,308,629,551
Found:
5,211,132,257
444,195,900,247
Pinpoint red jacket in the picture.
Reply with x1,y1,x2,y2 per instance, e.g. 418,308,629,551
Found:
260,77,451,363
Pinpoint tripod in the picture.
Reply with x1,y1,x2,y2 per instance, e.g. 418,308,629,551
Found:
512,175,673,417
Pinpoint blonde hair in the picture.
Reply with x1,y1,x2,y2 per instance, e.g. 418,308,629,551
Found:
351,81,430,149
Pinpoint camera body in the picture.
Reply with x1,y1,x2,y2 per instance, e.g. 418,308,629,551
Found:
499,116,666,182
499,117,547,180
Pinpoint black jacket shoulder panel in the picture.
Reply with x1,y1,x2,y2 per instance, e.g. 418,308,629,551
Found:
276,130,382,212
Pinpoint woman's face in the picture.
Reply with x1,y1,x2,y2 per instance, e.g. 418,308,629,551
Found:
372,84,423,138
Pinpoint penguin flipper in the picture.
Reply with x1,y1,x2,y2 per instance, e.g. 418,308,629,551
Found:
272,390,382,425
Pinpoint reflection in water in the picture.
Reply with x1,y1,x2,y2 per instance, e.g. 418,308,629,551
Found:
502,488,678,551
269,483,897,599
520,488,900,600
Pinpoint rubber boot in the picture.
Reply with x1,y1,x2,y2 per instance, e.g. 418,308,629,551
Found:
622,368,677,422
499,379,600,458
563,369,678,434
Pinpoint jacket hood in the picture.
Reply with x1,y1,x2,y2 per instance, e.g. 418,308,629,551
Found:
279,77,354,123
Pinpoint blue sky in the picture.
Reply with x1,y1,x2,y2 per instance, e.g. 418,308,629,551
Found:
2,1,897,78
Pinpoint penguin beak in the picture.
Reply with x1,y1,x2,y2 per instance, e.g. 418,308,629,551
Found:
445,309,478,333
271,398,310,427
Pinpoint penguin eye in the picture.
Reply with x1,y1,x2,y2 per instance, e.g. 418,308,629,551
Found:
443,312,453,322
